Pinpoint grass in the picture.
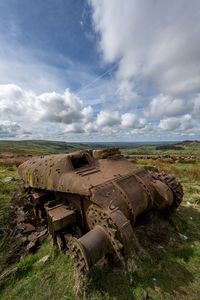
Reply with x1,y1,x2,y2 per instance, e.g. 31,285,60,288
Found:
0,144,200,299
122,144,200,156
0,157,29,167
0,140,89,156
0,241,75,300
0,166,21,270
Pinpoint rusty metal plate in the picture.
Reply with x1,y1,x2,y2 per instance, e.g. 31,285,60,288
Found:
47,204,76,231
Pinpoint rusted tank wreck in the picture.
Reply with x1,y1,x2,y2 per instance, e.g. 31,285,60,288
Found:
18,148,183,272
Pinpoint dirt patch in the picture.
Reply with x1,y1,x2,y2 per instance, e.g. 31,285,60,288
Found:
0,157,29,167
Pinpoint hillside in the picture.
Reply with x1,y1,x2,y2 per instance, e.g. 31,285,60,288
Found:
176,140,200,146
0,140,89,156
122,142,200,156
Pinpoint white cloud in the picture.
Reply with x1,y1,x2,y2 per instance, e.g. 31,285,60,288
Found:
193,94,200,116
159,115,197,132
63,123,84,134
159,117,181,131
121,113,146,129
0,84,93,125
0,120,21,137
84,122,98,133
0,84,29,116
0,83,199,140
37,89,93,124
90,0,200,96
115,80,141,108
145,94,188,120
96,110,120,127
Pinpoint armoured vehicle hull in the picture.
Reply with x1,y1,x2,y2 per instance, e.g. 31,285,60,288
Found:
18,148,183,272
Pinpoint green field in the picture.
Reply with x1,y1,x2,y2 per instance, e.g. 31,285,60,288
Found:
0,140,89,155
0,141,200,299
122,144,200,156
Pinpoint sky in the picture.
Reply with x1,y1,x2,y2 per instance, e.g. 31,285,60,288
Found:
0,0,200,142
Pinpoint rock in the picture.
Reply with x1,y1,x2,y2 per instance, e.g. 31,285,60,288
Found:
23,223,36,233
178,233,188,240
34,255,50,266
28,229,47,242
26,239,37,252
142,290,148,299
20,254,26,262
4,176,14,183
26,230,47,254
0,267,18,281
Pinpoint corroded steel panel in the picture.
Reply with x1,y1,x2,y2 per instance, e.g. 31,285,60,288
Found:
18,150,140,195
46,204,76,232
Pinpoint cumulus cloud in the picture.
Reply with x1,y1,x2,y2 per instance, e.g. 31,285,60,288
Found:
0,84,93,126
0,84,30,116
115,80,141,108
121,113,146,129
63,123,85,134
159,115,196,132
193,94,200,116
96,110,120,127
90,0,200,96
145,94,189,120
86,0,200,140
36,89,93,124
0,120,21,137
84,122,98,133
0,83,199,140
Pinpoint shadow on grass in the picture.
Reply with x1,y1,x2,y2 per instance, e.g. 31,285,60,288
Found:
86,206,200,300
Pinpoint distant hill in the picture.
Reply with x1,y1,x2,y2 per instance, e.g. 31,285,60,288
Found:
176,140,200,146
0,140,90,156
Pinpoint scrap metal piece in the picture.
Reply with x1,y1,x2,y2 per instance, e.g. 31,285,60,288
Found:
44,202,76,245
23,223,36,233
45,203,76,232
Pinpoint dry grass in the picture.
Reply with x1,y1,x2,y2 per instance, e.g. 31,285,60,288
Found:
177,159,196,164
187,166,200,181
0,157,28,167
137,159,200,181
157,158,174,164
146,159,200,181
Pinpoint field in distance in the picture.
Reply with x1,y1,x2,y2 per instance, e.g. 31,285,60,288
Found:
0,139,200,157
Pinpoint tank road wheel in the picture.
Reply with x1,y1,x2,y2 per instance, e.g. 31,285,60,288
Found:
151,172,183,212
69,205,133,272
69,226,111,273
